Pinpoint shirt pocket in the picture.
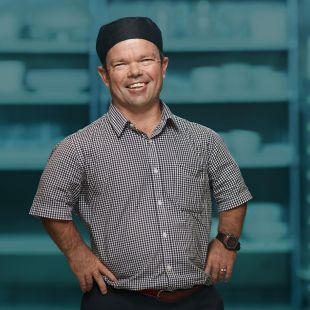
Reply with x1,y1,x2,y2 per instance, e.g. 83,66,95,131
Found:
170,161,206,213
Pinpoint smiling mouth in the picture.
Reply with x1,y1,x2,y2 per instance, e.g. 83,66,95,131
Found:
127,82,147,89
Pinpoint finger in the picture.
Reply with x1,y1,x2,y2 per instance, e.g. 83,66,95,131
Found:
204,263,216,284
224,265,233,282
80,281,87,293
204,261,211,275
218,268,227,282
211,265,220,284
80,277,89,293
98,263,118,282
206,260,219,283
212,271,219,283
93,271,108,295
84,274,93,292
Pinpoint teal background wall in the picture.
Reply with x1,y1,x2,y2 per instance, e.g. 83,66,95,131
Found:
0,0,309,309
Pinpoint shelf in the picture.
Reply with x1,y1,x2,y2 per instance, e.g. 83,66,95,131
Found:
0,306,77,310
0,234,60,255
164,38,288,52
1,91,287,105
237,157,293,168
0,234,292,256
299,268,310,281
241,241,293,253
163,91,289,104
0,39,88,54
0,147,53,170
0,148,292,170
0,305,296,310
0,91,89,105
0,233,89,256
0,38,288,54
226,305,295,310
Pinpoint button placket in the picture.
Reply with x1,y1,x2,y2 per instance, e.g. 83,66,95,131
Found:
147,139,174,281
166,265,173,272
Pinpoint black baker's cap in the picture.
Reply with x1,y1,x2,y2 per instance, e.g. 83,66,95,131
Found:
96,17,163,65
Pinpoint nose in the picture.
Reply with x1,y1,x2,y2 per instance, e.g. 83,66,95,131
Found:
127,62,142,78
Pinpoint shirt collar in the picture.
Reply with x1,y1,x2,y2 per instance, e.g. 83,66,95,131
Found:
106,103,129,137
106,101,178,138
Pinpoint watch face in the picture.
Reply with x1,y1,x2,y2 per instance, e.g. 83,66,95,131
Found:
226,236,238,249
216,232,240,251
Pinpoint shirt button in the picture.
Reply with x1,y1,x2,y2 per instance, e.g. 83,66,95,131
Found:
153,168,159,174
162,232,167,238
166,265,172,271
148,139,153,144
157,200,162,206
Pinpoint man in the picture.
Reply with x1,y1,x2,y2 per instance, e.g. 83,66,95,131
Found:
30,17,252,310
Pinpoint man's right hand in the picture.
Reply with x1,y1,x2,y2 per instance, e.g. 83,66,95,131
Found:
67,244,118,295
40,218,118,295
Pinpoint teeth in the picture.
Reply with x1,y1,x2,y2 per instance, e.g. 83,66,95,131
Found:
128,82,145,89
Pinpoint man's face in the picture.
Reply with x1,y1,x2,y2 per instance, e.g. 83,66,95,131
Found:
98,39,168,111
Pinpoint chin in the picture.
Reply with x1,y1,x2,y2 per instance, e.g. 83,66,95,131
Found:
127,98,152,107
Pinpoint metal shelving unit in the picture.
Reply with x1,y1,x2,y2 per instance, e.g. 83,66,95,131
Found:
0,92,89,105
0,39,88,54
161,92,290,104
299,0,310,307
287,0,302,306
163,38,288,52
0,1,91,308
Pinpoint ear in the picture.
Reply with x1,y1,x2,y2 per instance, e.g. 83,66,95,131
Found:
98,66,110,88
161,57,169,78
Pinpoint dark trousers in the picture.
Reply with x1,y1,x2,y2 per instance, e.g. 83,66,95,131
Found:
81,284,224,310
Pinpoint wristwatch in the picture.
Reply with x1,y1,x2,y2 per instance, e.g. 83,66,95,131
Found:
216,232,241,251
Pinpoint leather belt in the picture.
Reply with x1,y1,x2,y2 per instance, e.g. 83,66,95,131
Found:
139,285,205,303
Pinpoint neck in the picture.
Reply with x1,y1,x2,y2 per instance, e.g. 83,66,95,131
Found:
113,101,162,138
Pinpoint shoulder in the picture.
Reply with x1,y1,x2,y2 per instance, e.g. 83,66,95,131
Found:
173,115,221,145
50,114,110,161
69,114,109,145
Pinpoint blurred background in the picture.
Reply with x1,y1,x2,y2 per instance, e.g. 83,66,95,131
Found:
0,0,309,309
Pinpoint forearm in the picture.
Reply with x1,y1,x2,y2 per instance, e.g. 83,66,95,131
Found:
41,217,117,293
41,218,88,260
218,204,247,237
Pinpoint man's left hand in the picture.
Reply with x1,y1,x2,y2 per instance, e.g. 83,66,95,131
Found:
204,238,237,283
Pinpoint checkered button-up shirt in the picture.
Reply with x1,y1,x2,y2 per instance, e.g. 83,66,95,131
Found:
30,102,252,291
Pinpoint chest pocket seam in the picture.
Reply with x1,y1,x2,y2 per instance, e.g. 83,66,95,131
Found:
170,161,205,212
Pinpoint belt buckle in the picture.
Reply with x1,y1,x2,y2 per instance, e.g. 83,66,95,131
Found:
156,289,165,299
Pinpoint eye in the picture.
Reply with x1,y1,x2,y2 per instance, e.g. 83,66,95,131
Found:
110,62,128,71
140,58,155,65
114,63,125,68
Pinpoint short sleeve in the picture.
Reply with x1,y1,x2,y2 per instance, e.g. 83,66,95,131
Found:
207,131,252,212
29,136,84,220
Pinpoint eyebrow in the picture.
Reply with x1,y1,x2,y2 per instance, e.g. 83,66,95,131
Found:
109,52,158,64
109,58,127,64
138,53,157,58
